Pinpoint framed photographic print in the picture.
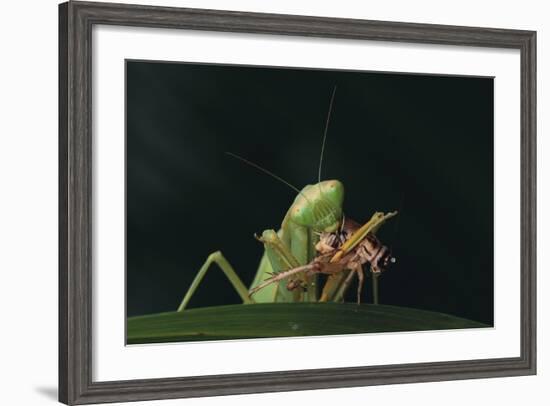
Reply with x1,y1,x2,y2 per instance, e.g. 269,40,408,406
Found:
59,1,536,404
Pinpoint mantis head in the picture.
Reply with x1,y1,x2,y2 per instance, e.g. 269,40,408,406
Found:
292,85,343,233
290,180,344,233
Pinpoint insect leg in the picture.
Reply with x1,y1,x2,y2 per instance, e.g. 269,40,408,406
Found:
177,251,253,312
356,265,365,304
250,230,302,302
372,267,380,305
288,222,319,302
249,263,316,296
327,270,354,303
319,272,348,302
326,263,364,304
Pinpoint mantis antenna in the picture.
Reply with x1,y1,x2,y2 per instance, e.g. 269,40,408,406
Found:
317,85,337,183
315,85,344,224
225,152,310,201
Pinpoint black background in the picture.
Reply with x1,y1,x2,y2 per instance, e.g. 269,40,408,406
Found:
126,60,494,325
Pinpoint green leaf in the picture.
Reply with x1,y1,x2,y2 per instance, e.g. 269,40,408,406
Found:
127,303,488,344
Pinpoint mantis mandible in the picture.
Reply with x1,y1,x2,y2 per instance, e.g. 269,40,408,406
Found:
177,87,397,312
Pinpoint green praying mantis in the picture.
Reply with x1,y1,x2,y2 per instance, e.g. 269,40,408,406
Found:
177,87,397,312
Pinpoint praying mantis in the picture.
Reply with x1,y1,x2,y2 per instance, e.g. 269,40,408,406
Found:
177,87,397,312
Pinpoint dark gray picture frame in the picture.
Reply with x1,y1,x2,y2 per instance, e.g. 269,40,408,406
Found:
59,1,536,404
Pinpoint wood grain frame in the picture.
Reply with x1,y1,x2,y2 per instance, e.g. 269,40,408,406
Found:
59,1,536,404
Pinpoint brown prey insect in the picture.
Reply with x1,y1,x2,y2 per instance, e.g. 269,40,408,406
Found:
249,211,398,304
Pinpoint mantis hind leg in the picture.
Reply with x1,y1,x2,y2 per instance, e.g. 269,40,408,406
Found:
177,251,254,312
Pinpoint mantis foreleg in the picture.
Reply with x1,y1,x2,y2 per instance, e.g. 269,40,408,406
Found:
177,251,253,312
251,229,302,302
